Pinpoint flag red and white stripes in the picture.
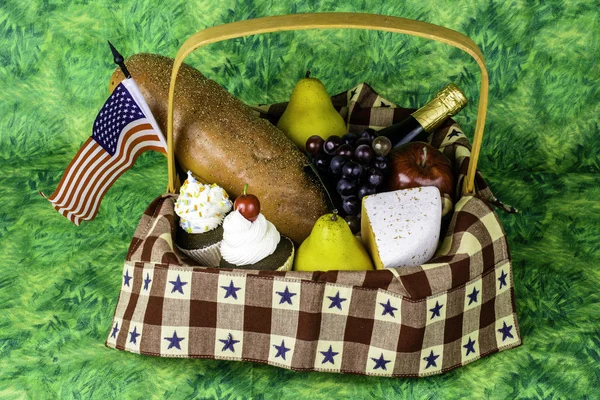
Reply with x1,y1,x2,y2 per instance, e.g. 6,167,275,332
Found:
41,78,167,225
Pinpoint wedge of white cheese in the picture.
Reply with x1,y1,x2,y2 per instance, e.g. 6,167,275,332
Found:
361,187,442,269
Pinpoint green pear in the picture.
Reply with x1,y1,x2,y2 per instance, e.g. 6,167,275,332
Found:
295,213,374,271
277,72,347,151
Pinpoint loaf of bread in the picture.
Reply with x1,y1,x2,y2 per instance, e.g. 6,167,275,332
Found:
109,53,328,244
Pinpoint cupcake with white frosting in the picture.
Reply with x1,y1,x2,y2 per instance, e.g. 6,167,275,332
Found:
219,185,294,271
175,171,232,266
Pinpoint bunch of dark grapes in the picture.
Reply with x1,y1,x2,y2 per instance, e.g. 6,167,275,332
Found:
306,129,392,233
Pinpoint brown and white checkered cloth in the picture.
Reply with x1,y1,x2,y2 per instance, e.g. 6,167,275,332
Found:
106,83,521,377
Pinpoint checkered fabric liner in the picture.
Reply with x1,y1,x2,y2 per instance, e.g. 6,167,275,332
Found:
106,83,521,377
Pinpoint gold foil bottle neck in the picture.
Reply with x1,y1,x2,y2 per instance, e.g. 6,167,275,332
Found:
412,84,468,132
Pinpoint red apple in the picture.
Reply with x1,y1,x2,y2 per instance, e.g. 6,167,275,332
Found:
234,184,261,222
385,142,454,198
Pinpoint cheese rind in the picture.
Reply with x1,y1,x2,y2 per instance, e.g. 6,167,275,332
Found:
361,187,442,269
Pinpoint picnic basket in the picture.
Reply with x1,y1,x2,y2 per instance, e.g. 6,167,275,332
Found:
105,13,521,377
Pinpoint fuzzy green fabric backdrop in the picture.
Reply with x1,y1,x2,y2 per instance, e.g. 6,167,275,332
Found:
1,0,599,398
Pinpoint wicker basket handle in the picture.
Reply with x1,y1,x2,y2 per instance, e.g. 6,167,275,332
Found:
166,12,489,195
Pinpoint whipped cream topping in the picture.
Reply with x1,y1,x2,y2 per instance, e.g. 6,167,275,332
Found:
175,171,232,234
220,210,281,266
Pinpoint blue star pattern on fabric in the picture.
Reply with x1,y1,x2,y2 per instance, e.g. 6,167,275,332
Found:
129,327,140,345
429,301,443,319
143,273,152,291
221,280,242,300
423,350,440,369
169,274,188,295
467,287,480,305
164,331,185,350
123,270,132,287
219,333,240,353
463,337,476,356
448,129,462,138
380,299,398,317
111,322,119,339
320,345,339,365
371,353,391,371
276,286,297,305
327,291,347,310
498,322,514,341
498,270,508,289
273,340,291,361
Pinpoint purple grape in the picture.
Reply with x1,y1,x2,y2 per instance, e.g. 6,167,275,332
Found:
306,135,324,154
360,128,378,141
355,144,374,165
342,161,363,180
366,168,385,187
374,156,389,171
342,195,360,215
342,133,358,146
345,215,361,234
360,167,373,182
355,137,372,148
358,185,376,200
336,143,354,158
313,153,330,171
323,135,342,155
329,155,349,176
336,179,357,196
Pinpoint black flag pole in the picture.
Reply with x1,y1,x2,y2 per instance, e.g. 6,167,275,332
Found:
107,41,131,79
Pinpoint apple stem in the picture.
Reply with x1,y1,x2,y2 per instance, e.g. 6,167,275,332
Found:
331,209,338,221
306,70,310,78
243,184,248,196
421,147,427,168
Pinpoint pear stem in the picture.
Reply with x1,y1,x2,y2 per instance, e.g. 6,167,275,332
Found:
331,209,338,221
243,184,248,196
421,147,427,168
306,70,310,78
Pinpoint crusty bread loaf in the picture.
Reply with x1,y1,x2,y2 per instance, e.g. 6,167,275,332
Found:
109,53,328,244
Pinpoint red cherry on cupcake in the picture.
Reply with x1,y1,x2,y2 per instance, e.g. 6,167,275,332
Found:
234,184,260,222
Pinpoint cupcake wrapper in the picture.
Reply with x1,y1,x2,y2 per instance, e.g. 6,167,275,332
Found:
276,244,295,272
177,241,222,267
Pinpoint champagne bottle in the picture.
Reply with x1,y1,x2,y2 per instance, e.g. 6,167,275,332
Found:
378,84,468,147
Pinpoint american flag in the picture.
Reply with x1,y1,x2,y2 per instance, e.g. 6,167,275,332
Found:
41,78,168,225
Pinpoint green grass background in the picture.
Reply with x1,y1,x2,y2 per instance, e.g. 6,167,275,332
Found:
1,0,599,398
